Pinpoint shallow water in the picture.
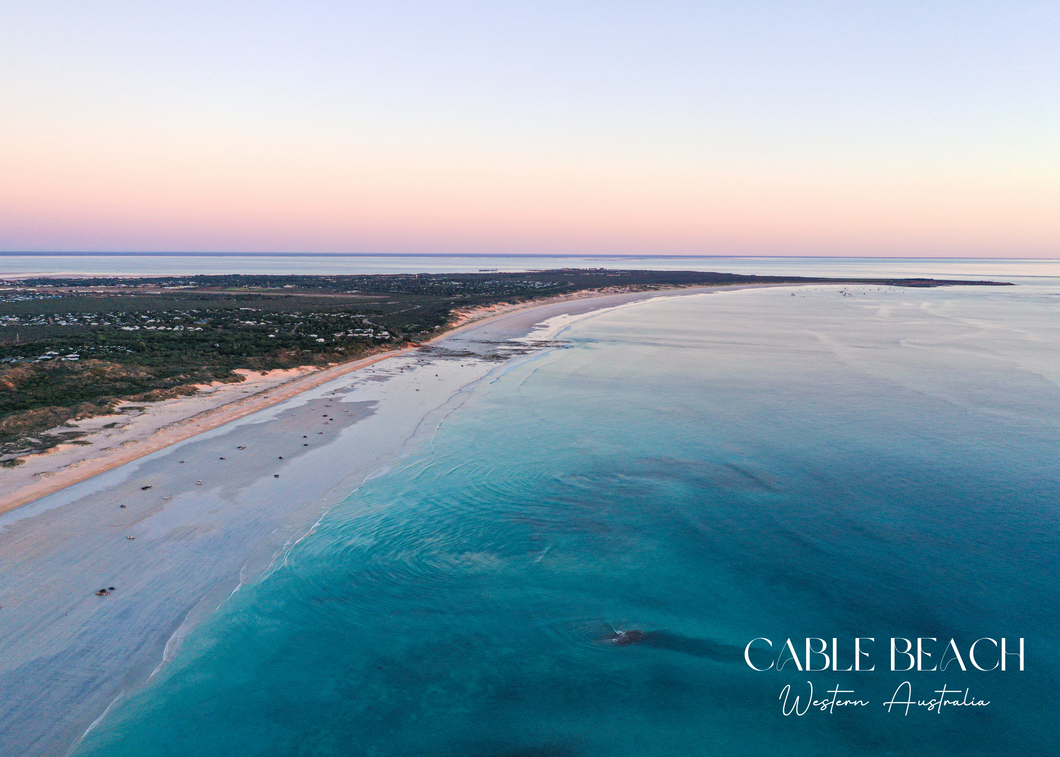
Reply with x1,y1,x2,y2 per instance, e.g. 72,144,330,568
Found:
75,283,1060,756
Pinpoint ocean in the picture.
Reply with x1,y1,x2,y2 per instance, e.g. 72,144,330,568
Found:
63,272,1060,756
2,252,1059,282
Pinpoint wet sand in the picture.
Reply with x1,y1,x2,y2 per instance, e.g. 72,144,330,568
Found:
0,284,764,756
1,286,700,517
0,362,398,516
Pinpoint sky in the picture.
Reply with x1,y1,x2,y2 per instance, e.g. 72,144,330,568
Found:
1,2,1057,257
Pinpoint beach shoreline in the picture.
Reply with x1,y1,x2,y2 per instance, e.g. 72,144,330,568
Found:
0,283,739,754
0,282,778,756
0,284,743,517
0,351,414,516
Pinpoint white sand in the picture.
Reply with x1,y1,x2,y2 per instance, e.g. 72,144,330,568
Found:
0,362,406,515
0,284,765,755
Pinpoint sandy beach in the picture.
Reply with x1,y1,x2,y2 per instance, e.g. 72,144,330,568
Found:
0,356,413,516
0,285,698,516
0,284,764,756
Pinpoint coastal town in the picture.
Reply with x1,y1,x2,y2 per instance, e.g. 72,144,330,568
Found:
0,269,1010,465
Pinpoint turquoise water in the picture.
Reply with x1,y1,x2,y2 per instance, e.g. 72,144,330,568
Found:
76,284,1060,756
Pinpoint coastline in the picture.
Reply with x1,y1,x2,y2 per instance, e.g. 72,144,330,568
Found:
0,282,763,756
0,284,741,517
0,351,415,516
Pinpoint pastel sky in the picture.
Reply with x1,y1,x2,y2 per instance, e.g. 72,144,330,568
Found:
2,2,1057,256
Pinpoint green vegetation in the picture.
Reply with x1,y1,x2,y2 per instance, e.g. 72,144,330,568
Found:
0,269,1010,462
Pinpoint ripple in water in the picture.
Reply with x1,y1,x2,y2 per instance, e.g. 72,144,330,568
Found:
75,285,1060,757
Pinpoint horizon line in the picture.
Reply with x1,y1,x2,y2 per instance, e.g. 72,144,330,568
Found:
1,252,1057,261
